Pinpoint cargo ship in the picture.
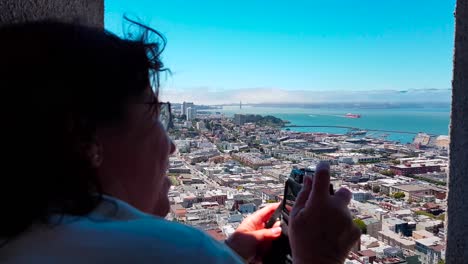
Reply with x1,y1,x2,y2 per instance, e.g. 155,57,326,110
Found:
345,113,361,118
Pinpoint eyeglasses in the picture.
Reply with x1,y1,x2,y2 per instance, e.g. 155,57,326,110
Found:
158,102,172,131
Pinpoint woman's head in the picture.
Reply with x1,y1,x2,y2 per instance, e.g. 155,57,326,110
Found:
0,19,175,239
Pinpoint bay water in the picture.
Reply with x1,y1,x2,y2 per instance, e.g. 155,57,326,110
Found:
213,106,450,144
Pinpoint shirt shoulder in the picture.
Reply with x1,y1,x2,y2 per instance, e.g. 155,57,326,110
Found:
1,196,243,264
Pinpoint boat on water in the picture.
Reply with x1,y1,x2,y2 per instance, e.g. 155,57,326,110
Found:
345,113,361,118
350,130,367,135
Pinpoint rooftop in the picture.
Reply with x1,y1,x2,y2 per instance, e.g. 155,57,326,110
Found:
412,230,435,238
362,217,380,225
415,237,441,247
358,249,377,257
393,184,432,192
379,230,416,247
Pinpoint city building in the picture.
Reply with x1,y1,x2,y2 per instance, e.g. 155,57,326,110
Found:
181,101,194,117
202,190,227,205
415,237,443,264
384,218,415,237
390,164,441,176
186,107,196,121
238,203,256,213
352,190,374,202
388,184,447,201
362,218,382,239
234,114,246,126
413,133,432,148
378,230,416,251
435,136,449,150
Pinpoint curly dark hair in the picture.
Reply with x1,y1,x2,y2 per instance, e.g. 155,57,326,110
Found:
0,18,167,241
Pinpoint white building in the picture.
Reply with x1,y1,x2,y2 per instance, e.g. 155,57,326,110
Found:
186,107,196,121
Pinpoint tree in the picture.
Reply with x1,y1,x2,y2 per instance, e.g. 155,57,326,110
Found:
380,169,396,177
353,219,367,234
436,213,446,221
392,192,405,199
169,176,180,186
372,186,381,193
415,210,436,219
438,260,445,264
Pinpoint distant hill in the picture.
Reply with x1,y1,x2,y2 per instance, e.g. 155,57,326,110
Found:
241,114,285,127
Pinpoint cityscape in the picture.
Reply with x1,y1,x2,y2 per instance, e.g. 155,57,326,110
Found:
165,101,449,264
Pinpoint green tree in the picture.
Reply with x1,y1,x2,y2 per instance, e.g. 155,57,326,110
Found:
380,170,396,177
392,192,405,199
436,213,446,221
438,260,445,264
169,176,180,186
353,219,367,234
372,186,381,193
415,210,436,219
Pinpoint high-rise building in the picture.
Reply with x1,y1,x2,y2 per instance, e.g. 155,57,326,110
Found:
186,107,196,121
186,107,193,121
234,114,246,126
181,102,194,117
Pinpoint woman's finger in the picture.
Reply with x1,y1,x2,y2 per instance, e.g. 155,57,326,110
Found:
307,162,331,208
290,176,312,218
244,203,280,227
334,187,353,205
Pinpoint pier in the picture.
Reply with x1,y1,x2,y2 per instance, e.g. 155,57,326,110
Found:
282,125,438,136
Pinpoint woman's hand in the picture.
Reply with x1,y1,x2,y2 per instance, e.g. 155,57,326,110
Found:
289,162,361,264
226,203,282,263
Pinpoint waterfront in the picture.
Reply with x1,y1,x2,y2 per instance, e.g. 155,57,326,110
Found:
214,106,450,144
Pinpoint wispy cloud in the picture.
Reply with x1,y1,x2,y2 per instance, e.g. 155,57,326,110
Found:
159,87,451,105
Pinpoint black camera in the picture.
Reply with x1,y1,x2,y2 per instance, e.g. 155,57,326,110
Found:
263,167,334,264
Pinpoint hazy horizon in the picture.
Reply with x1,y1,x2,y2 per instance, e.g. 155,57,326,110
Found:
159,87,452,105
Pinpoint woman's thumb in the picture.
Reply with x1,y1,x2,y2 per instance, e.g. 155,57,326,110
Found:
251,226,282,240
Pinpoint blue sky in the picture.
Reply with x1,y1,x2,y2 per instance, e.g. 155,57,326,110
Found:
105,0,455,104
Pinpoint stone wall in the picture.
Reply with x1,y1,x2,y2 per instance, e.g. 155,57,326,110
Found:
447,0,468,262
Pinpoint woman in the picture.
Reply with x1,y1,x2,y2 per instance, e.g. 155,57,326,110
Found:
0,20,360,263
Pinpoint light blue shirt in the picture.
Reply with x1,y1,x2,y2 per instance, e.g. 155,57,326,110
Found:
0,196,243,263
